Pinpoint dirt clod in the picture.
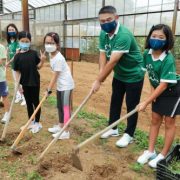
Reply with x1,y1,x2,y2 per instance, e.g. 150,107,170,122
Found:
89,164,117,179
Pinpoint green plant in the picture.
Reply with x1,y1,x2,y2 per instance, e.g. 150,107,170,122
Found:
26,171,43,180
46,96,57,106
77,110,107,129
167,157,180,174
1,161,21,179
28,155,38,165
133,129,164,152
129,162,144,173
76,132,93,143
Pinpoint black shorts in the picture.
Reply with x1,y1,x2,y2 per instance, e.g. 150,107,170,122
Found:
152,80,180,116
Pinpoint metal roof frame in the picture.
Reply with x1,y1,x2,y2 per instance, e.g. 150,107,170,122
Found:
1,0,74,15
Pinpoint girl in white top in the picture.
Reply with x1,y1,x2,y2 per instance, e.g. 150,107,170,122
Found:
44,32,74,140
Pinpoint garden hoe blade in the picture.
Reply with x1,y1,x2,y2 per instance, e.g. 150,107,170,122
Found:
71,148,83,171
11,146,22,155
71,108,138,171
11,95,47,155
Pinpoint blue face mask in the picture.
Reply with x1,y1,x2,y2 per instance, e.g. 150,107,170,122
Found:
8,32,16,37
149,38,167,50
19,42,30,51
100,20,117,33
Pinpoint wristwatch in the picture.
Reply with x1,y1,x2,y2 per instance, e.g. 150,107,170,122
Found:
46,89,52,95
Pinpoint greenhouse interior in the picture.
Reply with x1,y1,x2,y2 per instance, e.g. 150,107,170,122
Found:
0,0,180,64
0,1,180,179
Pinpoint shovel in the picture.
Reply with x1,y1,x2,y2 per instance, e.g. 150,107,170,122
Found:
11,94,47,155
0,78,20,142
71,107,138,171
38,90,93,161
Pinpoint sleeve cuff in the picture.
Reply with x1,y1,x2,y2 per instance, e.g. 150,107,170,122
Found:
99,49,105,52
112,50,129,53
160,79,177,83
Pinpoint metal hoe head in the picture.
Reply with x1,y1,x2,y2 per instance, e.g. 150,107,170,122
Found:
71,148,83,171
0,137,5,143
11,146,23,155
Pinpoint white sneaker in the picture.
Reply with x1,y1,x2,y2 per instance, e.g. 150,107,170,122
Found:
100,129,119,139
15,96,21,103
30,122,42,134
20,120,35,130
137,150,157,164
148,153,165,168
48,125,61,133
1,112,9,124
20,100,26,106
52,131,70,140
116,133,133,147
20,96,26,106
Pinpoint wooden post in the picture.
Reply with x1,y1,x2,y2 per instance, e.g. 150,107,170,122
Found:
172,0,179,35
22,0,29,32
171,0,179,57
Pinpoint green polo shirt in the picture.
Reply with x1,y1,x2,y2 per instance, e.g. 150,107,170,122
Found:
0,44,7,82
99,23,144,83
7,41,19,69
143,49,180,88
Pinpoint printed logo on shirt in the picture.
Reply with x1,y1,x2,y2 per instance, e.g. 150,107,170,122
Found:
105,44,111,59
146,64,159,84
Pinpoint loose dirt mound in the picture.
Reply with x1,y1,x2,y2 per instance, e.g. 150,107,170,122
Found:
38,154,72,177
89,164,117,179
0,62,179,179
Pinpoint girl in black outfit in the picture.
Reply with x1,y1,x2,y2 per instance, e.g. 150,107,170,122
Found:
13,31,46,133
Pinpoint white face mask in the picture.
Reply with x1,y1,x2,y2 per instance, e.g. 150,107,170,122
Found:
10,39,15,43
45,44,57,53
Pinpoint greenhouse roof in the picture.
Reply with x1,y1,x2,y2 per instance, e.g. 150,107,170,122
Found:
1,0,72,14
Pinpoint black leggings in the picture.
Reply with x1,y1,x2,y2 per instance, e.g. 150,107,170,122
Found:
109,78,143,137
22,86,41,122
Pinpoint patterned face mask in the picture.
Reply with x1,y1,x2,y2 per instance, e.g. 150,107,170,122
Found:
19,42,30,51
100,20,117,33
149,38,167,50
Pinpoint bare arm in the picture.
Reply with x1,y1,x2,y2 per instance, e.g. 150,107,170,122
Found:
97,52,123,82
0,59,3,65
146,82,167,104
138,82,168,111
91,52,123,92
99,51,107,73
47,71,60,91
15,71,21,82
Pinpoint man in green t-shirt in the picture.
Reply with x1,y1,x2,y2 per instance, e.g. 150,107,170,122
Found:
91,6,145,147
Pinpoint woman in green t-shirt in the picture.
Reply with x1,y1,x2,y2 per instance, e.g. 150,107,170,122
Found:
6,23,26,106
137,24,180,168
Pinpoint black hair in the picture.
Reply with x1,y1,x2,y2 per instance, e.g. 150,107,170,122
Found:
145,24,174,52
6,23,18,44
44,32,60,50
18,31,31,41
98,5,117,15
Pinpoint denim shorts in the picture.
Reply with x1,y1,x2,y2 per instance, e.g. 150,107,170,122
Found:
0,81,8,97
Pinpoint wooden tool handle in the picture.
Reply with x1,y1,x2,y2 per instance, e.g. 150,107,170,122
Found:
38,90,93,161
75,107,138,151
1,78,20,140
11,95,47,149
